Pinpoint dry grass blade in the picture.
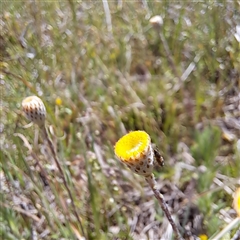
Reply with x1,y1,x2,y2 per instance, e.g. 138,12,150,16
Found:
212,217,240,240
1,201,41,222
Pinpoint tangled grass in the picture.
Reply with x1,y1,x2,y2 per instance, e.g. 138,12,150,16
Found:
1,1,240,239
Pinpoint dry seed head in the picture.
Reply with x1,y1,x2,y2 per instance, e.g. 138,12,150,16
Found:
114,131,154,177
22,96,46,127
149,15,163,28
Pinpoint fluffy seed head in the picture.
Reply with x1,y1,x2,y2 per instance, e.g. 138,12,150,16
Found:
114,131,154,176
22,96,46,127
233,187,240,217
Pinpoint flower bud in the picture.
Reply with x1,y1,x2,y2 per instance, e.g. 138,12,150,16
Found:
149,15,163,29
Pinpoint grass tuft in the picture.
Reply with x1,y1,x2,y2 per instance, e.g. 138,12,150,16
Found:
1,1,240,239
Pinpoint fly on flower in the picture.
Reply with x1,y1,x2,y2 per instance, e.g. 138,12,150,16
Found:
153,147,164,167
114,131,165,176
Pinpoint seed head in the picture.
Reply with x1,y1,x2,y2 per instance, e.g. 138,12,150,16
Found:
149,15,163,28
22,96,46,127
114,131,154,176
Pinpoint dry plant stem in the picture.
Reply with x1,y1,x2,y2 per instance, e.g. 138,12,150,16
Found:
102,0,112,33
145,174,184,240
2,69,36,93
2,201,41,222
213,217,240,240
41,126,86,239
158,32,180,82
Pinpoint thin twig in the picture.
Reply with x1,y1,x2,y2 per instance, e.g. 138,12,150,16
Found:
41,126,86,239
145,174,184,240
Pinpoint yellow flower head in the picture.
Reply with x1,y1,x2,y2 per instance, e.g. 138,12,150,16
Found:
55,97,62,106
114,131,154,176
233,187,240,217
199,234,208,240
22,96,46,127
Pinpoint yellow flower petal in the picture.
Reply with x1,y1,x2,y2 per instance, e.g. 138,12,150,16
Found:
55,97,62,106
114,131,150,162
114,131,154,176
233,187,240,217
199,234,208,240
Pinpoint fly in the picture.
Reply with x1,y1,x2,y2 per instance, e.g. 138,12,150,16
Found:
153,147,164,167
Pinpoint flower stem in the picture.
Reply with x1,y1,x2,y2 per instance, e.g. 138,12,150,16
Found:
42,126,86,239
145,174,184,240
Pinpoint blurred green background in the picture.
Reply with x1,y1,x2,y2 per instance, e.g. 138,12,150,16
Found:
1,1,240,239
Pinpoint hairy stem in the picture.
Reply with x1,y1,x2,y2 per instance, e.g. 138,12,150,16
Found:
145,174,184,240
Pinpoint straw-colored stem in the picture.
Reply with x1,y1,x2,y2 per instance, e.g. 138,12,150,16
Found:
212,217,240,240
145,174,184,240
41,126,86,239
102,0,112,34
158,32,180,81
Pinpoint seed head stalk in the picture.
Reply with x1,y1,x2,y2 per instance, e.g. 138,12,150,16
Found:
114,131,183,240
41,126,86,239
22,96,86,239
